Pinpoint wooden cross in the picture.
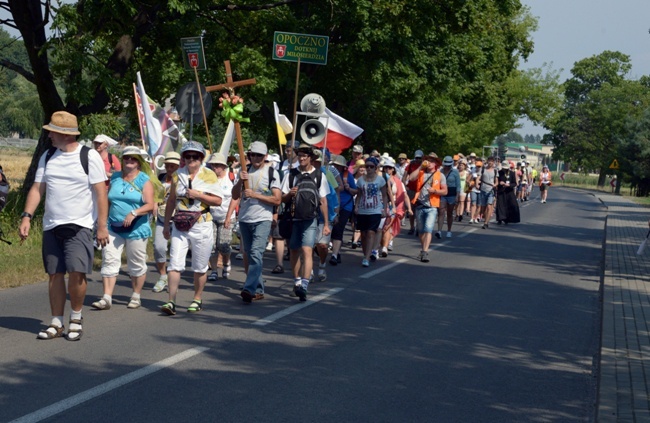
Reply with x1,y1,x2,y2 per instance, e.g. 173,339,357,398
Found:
206,60,256,189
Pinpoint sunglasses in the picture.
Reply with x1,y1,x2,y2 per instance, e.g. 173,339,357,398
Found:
365,165,376,169
183,154,202,161
249,153,265,158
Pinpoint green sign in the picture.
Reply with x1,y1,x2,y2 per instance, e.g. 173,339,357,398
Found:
272,31,329,65
181,37,206,71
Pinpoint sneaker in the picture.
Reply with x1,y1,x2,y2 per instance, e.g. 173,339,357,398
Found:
91,298,111,310
469,219,475,224
380,247,388,258
161,301,176,315
435,231,442,239
329,254,338,266
420,251,430,263
241,290,253,303
356,241,362,248
336,254,341,264
152,277,168,293
350,241,357,249
362,259,370,267
127,297,141,309
235,253,243,260
294,284,307,302
265,242,273,252
222,265,231,279
446,232,452,238
318,271,327,282
371,250,379,261
388,240,393,251
207,271,218,282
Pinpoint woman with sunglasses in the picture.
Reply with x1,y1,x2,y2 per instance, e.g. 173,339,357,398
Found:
161,141,222,315
354,156,389,267
92,146,160,311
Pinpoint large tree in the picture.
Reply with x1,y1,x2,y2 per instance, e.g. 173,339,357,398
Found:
2,0,541,195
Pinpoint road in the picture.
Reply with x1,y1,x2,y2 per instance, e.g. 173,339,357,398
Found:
0,187,605,422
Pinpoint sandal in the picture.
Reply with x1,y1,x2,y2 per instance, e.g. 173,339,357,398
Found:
271,264,284,274
66,318,83,341
37,324,65,340
187,300,203,313
207,271,218,281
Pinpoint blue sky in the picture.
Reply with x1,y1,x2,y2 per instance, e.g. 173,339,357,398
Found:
517,0,650,135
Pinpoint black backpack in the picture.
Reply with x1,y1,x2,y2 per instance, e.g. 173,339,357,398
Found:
289,168,322,221
45,145,90,175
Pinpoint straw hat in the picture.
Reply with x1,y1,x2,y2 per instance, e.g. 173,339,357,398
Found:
43,111,80,136
164,151,181,165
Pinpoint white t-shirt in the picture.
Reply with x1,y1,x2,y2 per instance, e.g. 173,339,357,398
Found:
210,174,234,222
237,165,281,223
280,167,330,198
35,144,106,231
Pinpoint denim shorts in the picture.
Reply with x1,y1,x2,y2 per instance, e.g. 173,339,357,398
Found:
416,207,438,234
478,190,495,206
289,218,318,250
440,195,457,206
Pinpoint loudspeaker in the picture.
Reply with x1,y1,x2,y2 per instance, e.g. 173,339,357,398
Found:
300,119,326,145
521,154,526,160
300,93,326,114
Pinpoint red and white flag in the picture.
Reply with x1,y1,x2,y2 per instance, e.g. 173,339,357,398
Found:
315,108,363,154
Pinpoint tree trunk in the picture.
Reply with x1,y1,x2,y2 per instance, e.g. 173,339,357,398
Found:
597,168,607,187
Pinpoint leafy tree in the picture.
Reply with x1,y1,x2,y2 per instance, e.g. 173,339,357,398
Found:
2,0,545,195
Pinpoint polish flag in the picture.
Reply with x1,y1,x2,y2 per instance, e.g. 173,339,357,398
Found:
315,108,363,154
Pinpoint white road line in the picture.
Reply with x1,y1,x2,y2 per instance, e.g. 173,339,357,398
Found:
459,229,476,238
253,287,344,326
9,346,209,423
360,258,408,279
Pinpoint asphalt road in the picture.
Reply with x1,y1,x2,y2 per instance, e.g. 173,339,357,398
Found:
0,187,605,422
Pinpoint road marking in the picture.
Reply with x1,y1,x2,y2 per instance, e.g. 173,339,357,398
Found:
9,346,209,423
459,229,476,238
253,287,344,326
359,258,408,279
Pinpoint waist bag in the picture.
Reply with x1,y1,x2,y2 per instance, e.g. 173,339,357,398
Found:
173,210,203,232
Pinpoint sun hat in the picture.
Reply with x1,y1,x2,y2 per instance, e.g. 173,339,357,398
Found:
297,143,314,154
398,153,407,159
122,146,147,157
383,158,396,168
501,160,509,167
354,159,365,169
352,145,363,153
442,156,454,166
269,153,281,163
313,149,323,162
469,152,477,158
181,141,206,157
330,154,347,167
164,151,181,165
414,149,424,158
43,111,81,136
249,141,268,155
93,134,118,146
207,152,228,166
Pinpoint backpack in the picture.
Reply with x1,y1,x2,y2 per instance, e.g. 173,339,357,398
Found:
289,167,322,221
45,145,90,175
0,164,9,213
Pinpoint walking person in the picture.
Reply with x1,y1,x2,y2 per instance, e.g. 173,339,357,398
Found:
206,152,238,282
478,157,498,229
380,158,412,256
436,156,460,238
403,150,424,235
233,141,282,303
329,154,357,265
468,160,483,224
539,165,552,203
496,160,521,224
456,160,469,221
162,141,222,315
281,144,330,300
355,156,389,267
92,134,121,183
409,154,447,262
19,111,109,340
92,146,158,311
152,151,180,293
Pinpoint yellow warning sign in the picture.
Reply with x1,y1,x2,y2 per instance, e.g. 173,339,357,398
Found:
609,159,620,170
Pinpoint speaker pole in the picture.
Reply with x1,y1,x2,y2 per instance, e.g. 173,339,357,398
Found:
289,58,301,163
193,66,213,155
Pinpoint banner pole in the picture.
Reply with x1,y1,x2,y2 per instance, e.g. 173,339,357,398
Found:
289,58,301,166
194,66,213,155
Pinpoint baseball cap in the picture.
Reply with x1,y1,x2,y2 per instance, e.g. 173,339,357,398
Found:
414,150,424,158
249,141,268,155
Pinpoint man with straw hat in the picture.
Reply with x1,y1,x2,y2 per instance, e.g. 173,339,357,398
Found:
20,111,109,341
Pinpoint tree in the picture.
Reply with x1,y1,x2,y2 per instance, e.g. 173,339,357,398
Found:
2,0,543,195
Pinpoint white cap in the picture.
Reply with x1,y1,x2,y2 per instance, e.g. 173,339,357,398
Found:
94,134,118,146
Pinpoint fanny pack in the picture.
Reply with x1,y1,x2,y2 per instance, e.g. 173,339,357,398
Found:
173,210,204,232
110,215,146,234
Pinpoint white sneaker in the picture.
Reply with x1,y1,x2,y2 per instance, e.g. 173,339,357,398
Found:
265,242,273,251
446,232,452,238
318,270,327,282
435,231,442,239
388,240,393,251
152,277,168,293
236,253,244,260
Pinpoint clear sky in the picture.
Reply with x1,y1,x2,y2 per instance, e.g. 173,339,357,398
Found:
517,0,650,136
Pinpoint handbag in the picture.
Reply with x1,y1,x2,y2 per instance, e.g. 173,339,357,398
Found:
173,210,203,232
110,215,146,234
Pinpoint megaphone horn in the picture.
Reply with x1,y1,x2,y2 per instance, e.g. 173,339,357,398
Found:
300,119,326,145
300,93,326,114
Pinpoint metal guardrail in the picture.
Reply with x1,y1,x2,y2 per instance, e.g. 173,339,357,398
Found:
0,138,38,149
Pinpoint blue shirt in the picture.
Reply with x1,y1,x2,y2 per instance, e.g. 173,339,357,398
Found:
339,172,357,212
108,171,152,239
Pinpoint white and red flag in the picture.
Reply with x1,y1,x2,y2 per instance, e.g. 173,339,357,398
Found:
315,108,363,154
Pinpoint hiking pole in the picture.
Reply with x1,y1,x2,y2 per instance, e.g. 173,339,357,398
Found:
0,225,12,245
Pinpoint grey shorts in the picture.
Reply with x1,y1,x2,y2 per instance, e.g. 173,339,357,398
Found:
43,224,93,275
